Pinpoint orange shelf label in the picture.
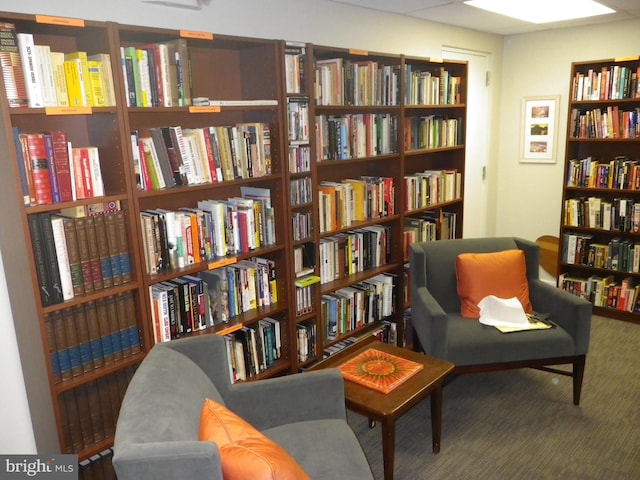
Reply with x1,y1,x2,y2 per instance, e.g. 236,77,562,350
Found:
189,106,221,113
349,48,368,56
216,323,243,336
45,106,92,115
430,57,444,63
207,257,237,270
615,56,639,62
36,15,85,27
180,30,214,40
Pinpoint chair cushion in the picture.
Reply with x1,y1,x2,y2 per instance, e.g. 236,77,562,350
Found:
199,398,311,480
456,249,532,318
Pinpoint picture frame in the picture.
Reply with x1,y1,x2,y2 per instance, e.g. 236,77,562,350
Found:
520,95,559,163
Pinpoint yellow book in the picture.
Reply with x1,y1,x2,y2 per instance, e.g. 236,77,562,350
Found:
87,60,107,107
88,53,116,106
63,59,86,107
50,51,69,107
64,51,91,106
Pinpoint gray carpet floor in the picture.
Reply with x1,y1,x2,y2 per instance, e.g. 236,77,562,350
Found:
348,315,640,479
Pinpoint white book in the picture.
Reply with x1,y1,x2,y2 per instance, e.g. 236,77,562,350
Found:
34,45,57,107
86,146,104,197
50,216,74,301
16,33,44,108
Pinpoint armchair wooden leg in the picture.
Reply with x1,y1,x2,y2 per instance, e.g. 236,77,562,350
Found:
573,355,586,406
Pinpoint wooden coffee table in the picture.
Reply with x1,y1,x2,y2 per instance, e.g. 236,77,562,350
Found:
309,337,454,480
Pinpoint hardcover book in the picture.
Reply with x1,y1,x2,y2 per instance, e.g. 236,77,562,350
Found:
338,347,423,393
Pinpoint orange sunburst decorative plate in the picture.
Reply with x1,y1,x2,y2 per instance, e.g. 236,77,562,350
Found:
337,348,424,393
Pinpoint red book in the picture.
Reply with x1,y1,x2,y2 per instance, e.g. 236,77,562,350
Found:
25,133,53,205
49,131,74,202
338,348,423,394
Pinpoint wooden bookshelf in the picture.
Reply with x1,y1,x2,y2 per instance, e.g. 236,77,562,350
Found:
558,57,640,324
0,9,468,477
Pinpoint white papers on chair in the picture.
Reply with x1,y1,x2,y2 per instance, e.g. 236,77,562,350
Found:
478,295,529,328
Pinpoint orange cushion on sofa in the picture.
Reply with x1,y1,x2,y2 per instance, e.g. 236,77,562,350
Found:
455,249,532,318
199,398,311,480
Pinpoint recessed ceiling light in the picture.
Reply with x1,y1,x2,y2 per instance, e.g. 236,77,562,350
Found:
464,0,615,24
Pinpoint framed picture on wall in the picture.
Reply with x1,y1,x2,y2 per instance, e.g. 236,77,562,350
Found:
520,95,559,163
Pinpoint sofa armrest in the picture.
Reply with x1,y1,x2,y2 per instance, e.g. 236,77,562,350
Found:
113,441,222,480
528,279,592,355
412,285,449,359
224,369,347,431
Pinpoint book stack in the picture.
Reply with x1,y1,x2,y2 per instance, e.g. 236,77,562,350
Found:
1,26,115,109
284,42,306,94
139,188,275,274
404,65,462,105
315,113,397,161
149,257,278,342
45,292,141,385
28,206,131,307
297,321,316,362
314,57,399,106
120,39,190,107
131,122,272,191
404,168,461,211
222,318,282,382
321,273,396,340
404,115,463,150
317,176,394,233
319,225,391,283
14,129,107,207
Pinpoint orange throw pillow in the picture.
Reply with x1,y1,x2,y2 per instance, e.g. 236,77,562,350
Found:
199,398,311,480
455,249,532,318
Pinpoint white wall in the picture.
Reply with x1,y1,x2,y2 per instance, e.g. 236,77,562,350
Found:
0,250,37,453
495,18,640,240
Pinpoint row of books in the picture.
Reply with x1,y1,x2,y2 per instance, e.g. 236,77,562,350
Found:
569,106,640,139
59,367,135,454
404,115,463,150
120,39,190,108
319,225,391,284
297,321,316,362
290,177,312,206
45,292,141,384
140,186,275,274
29,207,131,307
321,273,397,340
566,155,640,190
559,273,640,313
292,211,313,242
563,196,640,232
572,64,640,102
318,176,395,233
314,57,400,106
151,257,277,342
287,97,310,142
404,66,462,105
562,233,640,273
403,211,458,257
405,169,462,210
14,129,106,207
315,113,397,161
284,42,306,95
222,318,282,382
131,122,272,191
294,276,319,317
0,23,116,108
288,144,311,174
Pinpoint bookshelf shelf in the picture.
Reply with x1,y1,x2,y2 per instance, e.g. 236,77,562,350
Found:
558,57,640,323
0,9,468,476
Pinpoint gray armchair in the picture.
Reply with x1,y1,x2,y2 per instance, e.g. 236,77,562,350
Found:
112,333,373,480
409,237,592,405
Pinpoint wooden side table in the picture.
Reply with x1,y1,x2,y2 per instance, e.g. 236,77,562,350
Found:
309,338,454,480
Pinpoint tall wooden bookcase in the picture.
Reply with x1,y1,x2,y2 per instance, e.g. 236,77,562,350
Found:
0,9,468,475
559,57,640,324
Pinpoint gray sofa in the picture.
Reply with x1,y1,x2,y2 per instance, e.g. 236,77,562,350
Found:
410,237,592,405
112,333,373,480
